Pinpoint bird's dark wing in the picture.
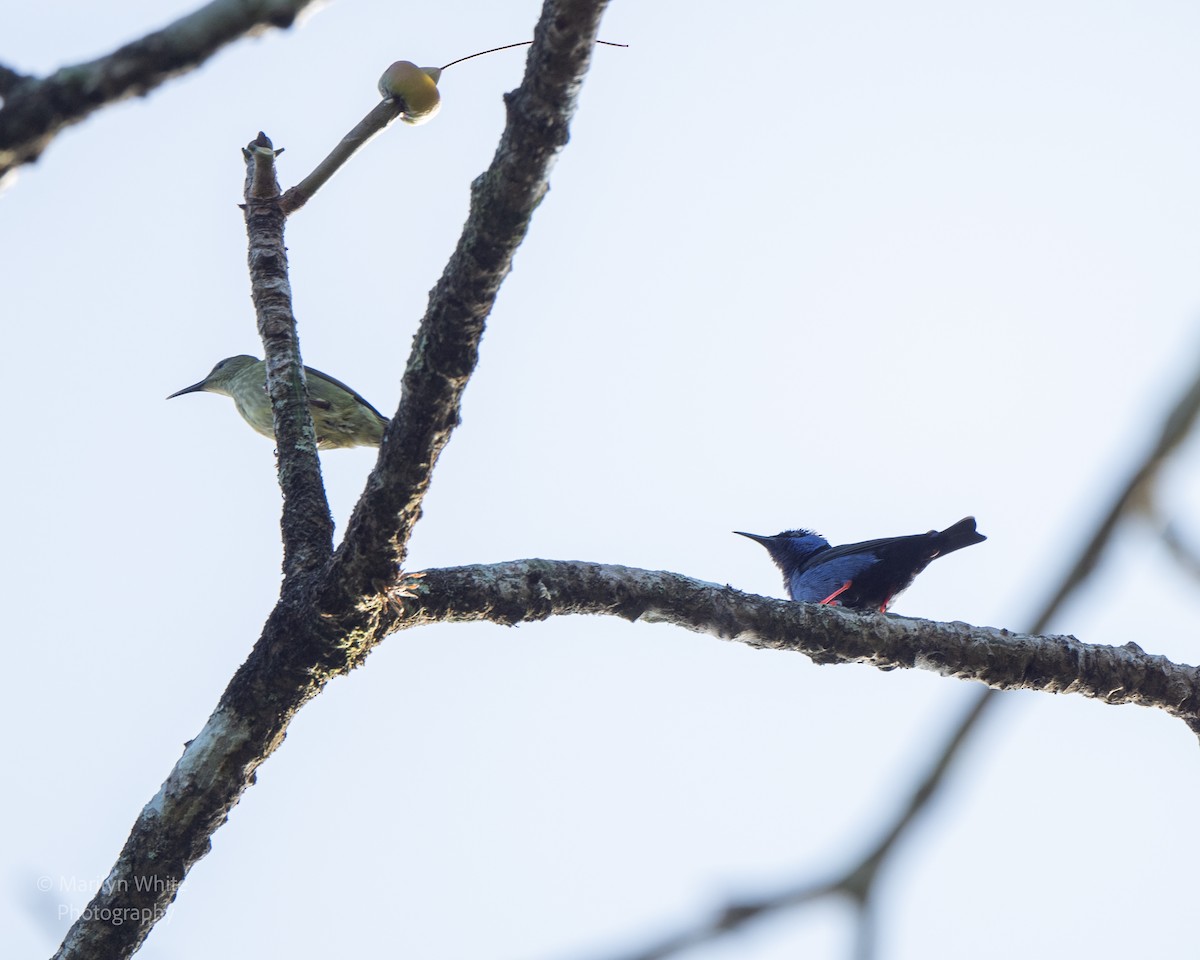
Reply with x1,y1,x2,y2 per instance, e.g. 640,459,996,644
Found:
788,553,880,603
810,533,936,567
812,519,983,570
304,366,390,422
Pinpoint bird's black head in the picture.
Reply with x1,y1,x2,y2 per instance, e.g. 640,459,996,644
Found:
734,529,831,575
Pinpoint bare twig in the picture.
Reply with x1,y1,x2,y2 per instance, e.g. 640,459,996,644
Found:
0,0,318,178
281,98,406,213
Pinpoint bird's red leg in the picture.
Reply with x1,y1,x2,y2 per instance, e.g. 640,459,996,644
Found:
820,581,852,605
878,595,893,613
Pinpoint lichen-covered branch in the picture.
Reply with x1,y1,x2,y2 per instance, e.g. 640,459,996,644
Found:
320,0,612,612
0,0,317,178
404,560,1200,730
241,132,335,579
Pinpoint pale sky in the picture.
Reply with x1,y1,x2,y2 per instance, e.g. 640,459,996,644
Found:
4,2,1200,958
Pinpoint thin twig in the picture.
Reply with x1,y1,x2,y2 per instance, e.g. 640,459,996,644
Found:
281,99,406,213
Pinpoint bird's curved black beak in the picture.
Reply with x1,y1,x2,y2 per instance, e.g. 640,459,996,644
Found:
733,531,773,544
166,380,209,399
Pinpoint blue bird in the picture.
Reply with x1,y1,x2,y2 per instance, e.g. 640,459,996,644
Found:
735,517,986,612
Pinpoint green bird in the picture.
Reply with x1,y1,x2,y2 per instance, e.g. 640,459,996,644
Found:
168,355,389,449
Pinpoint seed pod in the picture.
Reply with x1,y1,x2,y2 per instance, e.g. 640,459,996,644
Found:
377,61,442,125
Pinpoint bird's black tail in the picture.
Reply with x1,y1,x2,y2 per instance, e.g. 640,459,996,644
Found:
934,517,987,556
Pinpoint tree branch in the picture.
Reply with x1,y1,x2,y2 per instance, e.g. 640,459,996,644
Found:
401,561,1200,729
0,0,317,178
241,131,335,579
